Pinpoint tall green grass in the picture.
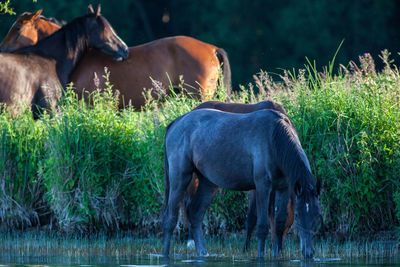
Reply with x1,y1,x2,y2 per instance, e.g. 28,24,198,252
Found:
0,106,45,229
275,51,400,234
0,52,399,236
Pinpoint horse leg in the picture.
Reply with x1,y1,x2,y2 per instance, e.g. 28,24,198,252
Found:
185,193,195,249
255,184,272,259
185,175,199,250
186,176,218,257
272,189,290,258
243,190,257,252
162,171,193,257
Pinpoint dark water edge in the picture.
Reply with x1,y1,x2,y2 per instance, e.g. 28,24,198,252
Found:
0,255,399,267
0,231,399,266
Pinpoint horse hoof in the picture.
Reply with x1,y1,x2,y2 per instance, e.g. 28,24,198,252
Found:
198,250,209,257
187,239,195,250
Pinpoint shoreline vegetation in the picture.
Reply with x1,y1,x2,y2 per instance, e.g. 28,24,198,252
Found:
0,230,398,259
0,51,399,246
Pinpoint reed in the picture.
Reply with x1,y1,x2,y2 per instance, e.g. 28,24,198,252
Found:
0,231,398,259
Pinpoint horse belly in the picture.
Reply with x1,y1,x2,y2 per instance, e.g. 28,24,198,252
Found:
193,150,257,191
70,50,155,108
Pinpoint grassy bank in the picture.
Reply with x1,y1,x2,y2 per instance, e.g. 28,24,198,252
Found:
0,52,399,236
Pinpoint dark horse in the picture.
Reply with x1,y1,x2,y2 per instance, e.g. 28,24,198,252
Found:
163,108,322,259
189,100,294,257
0,5,128,117
0,10,232,109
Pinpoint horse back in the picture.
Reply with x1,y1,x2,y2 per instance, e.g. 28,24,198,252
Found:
167,108,284,148
194,100,288,115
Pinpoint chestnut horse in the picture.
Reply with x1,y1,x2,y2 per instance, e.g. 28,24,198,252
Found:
163,108,323,259
189,101,294,257
0,5,128,117
0,9,61,52
0,11,232,108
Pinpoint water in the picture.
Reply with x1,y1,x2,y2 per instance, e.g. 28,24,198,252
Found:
0,254,399,267
0,233,398,267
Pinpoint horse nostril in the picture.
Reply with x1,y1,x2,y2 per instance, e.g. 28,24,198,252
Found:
124,49,129,58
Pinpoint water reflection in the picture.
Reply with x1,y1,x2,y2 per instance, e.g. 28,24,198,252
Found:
0,255,399,267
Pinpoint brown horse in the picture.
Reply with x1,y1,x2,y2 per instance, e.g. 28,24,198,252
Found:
0,11,232,108
189,100,295,257
0,9,61,53
0,5,128,117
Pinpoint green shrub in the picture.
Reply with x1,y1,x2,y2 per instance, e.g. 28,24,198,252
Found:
41,85,141,232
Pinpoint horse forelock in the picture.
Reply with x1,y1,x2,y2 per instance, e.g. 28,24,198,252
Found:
18,12,32,22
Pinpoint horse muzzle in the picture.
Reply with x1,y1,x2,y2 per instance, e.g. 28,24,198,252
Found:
299,231,315,259
114,46,129,61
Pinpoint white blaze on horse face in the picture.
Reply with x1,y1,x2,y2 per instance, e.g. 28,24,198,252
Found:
306,203,309,213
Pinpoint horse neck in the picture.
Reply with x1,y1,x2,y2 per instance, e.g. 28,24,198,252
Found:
17,17,89,87
37,19,61,40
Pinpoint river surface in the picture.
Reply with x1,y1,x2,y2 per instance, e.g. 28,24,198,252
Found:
0,254,399,267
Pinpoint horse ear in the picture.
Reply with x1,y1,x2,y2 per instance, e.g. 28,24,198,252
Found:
294,180,302,197
87,4,95,14
95,4,101,17
31,9,42,21
316,178,322,195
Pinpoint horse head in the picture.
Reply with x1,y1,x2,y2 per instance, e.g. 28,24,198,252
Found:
294,178,323,259
85,4,129,61
0,9,45,52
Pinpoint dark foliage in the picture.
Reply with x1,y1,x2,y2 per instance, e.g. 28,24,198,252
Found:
1,0,399,88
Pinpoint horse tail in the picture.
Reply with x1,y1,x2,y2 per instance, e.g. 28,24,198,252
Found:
216,48,232,97
163,117,181,219
163,135,170,220
163,115,189,216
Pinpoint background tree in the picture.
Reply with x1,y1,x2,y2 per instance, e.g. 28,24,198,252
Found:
0,0,15,14
0,0,399,88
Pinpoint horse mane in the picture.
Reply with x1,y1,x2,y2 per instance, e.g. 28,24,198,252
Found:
272,114,315,192
63,15,92,60
15,14,93,59
39,15,66,26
